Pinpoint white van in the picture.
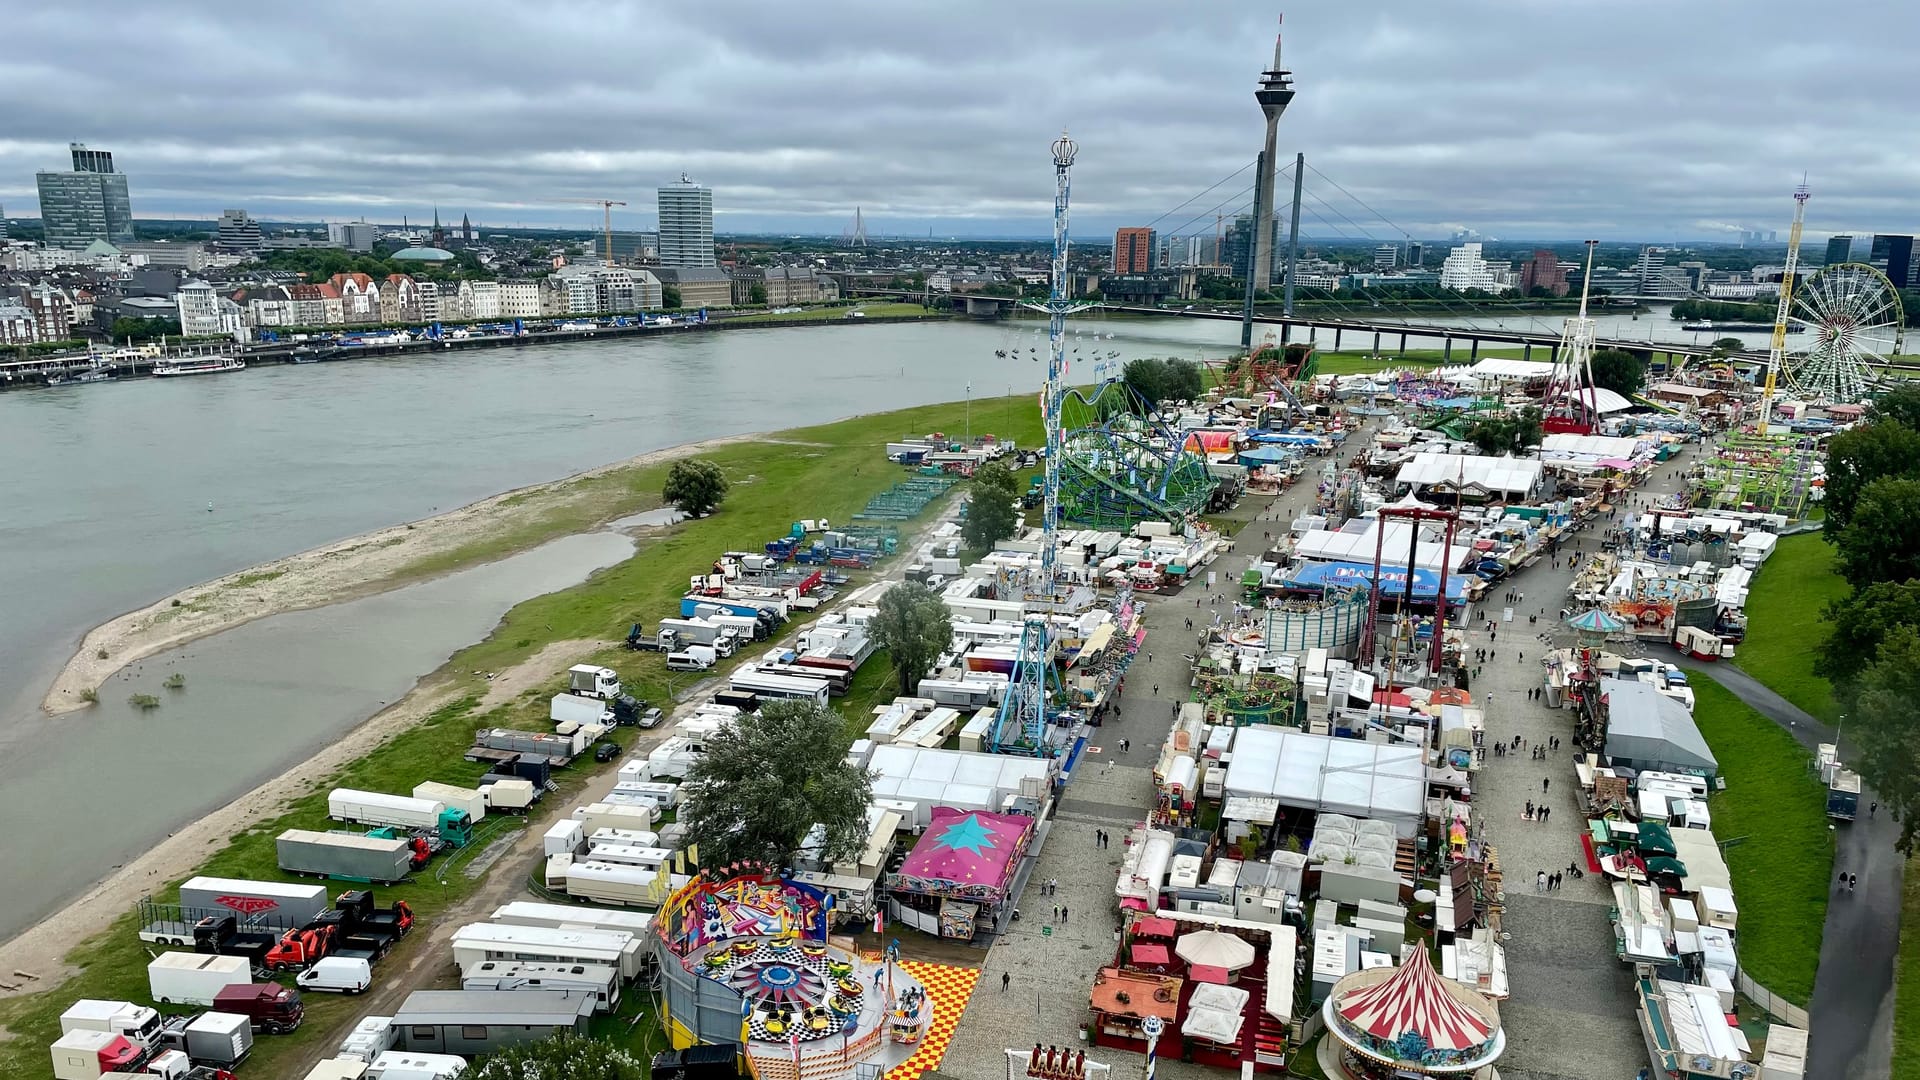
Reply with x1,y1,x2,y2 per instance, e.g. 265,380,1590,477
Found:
666,649,714,672
297,956,373,994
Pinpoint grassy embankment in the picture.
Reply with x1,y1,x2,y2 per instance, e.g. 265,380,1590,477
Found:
1687,676,1832,1005
1729,533,1848,725
0,394,1044,1079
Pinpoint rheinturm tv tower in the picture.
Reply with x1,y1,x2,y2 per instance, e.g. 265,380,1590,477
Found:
1251,14,1296,293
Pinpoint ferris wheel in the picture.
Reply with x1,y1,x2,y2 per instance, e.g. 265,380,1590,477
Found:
1784,262,1906,403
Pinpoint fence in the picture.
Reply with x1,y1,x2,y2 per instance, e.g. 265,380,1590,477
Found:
1735,971,1810,1028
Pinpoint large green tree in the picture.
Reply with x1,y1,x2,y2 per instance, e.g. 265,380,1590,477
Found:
962,464,1021,550
868,581,954,695
1588,348,1647,398
662,459,728,517
680,700,874,866
1464,407,1545,456
1834,477,1920,590
1850,626,1920,852
1822,421,1920,535
1123,357,1204,410
471,1035,645,1079
1870,384,1920,432
1817,579,1920,702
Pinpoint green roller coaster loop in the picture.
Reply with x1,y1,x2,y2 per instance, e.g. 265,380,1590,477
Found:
1055,380,1218,530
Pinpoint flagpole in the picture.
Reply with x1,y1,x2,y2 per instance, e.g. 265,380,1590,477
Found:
1141,1016,1163,1080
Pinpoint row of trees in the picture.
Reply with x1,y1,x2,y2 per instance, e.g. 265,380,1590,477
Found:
1812,384,1920,850
1122,357,1204,408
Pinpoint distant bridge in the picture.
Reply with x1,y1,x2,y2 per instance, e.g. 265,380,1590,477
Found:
842,285,1742,365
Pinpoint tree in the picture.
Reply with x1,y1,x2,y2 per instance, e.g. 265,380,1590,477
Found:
1710,336,1746,357
963,465,1021,550
1817,580,1920,702
1123,357,1204,410
1849,626,1920,852
1464,407,1545,456
680,700,874,866
662,285,683,310
868,581,954,696
1588,348,1647,398
1823,421,1920,534
109,317,182,343
471,1035,645,1079
749,283,768,305
1834,477,1920,590
1870,383,1920,432
662,459,728,517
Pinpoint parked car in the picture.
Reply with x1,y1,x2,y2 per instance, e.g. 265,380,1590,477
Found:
638,708,665,729
592,742,621,763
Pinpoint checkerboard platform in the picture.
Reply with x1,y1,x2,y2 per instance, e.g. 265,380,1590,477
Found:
885,960,982,1080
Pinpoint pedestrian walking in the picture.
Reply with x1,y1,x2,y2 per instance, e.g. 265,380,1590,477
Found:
1849,874,1857,891
1052,903,1059,920
1002,972,1011,991
1525,799,1534,818
1542,777,1551,793
1062,906,1069,920
1536,870,1547,893
1872,802,1879,817
1542,805,1551,823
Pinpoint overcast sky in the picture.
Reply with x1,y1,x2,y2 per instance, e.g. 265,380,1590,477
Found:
1,1,1913,241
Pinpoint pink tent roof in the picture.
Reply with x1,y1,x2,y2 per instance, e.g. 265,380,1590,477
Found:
894,808,1032,895
1334,946,1494,1051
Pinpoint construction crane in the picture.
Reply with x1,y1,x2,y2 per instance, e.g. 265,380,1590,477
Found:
1761,183,1811,424
565,199,628,267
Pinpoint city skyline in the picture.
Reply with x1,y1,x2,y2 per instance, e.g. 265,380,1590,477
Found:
0,2,1916,241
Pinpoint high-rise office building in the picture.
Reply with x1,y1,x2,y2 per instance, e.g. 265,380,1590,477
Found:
36,142,134,249
1871,235,1914,289
1113,227,1157,274
657,175,715,267
1438,243,1497,292
327,222,377,252
1406,242,1423,268
1373,244,1399,270
0,204,7,244
1225,215,1256,281
1519,250,1569,296
213,209,264,253
1825,235,1854,266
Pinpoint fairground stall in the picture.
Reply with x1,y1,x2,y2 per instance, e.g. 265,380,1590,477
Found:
887,808,1035,941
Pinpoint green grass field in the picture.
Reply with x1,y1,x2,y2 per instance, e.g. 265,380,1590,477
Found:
1735,534,1848,725
1689,675,1833,1006
1306,347,1532,377
0,393,1045,1078
1900,857,1920,1078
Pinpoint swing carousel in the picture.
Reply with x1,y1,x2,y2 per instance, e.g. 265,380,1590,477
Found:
654,868,934,1078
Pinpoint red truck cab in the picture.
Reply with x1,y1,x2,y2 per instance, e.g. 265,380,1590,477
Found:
212,983,303,1035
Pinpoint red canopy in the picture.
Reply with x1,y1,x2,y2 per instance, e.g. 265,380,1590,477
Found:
1334,946,1494,1051
1130,944,1170,966
1133,916,1178,940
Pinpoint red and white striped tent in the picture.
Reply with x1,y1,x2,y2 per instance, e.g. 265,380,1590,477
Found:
1331,945,1493,1051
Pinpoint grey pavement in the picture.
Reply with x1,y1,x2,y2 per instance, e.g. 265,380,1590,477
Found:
1671,650,1900,1080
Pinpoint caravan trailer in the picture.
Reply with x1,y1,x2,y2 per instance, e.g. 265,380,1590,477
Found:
448,923,645,981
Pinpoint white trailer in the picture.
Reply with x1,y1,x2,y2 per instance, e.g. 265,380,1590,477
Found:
336,1015,397,1063
411,782,486,824
449,922,644,981
729,666,830,706
482,778,536,812
488,902,656,938
550,693,612,727
329,789,447,831
147,952,251,1005
588,827,661,850
563,860,674,908
301,1060,371,1080
462,960,620,1012
366,1051,469,1079
543,819,585,857
607,781,679,810
583,843,673,871
572,802,656,835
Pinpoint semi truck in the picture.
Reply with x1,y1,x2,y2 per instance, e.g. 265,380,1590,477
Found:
277,830,417,884
656,618,741,654
328,789,472,847
625,624,679,652
49,1030,220,1080
212,982,305,1034
266,889,415,969
59,1000,163,1052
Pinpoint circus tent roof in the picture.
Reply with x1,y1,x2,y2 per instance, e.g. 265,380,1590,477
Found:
1333,946,1495,1051
892,808,1031,896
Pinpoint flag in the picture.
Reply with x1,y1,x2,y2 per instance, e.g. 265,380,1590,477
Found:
873,908,885,935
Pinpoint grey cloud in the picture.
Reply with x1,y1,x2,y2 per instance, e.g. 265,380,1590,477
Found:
0,0,1914,240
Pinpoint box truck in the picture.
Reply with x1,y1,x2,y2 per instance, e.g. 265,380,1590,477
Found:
481,777,538,812
278,830,417,884
462,960,620,1011
568,664,622,699
60,1000,163,1051
148,953,251,1006
156,1011,253,1068
550,693,612,727
328,789,471,846
50,1030,142,1080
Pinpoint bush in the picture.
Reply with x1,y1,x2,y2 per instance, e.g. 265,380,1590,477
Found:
162,673,186,689
128,694,160,710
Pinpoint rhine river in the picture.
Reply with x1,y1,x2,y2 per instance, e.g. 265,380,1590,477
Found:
0,304,1742,938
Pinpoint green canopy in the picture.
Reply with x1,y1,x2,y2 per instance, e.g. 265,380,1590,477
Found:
1635,821,1677,857
1644,856,1688,879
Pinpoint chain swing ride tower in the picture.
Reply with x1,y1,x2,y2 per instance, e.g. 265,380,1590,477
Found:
991,132,1086,755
